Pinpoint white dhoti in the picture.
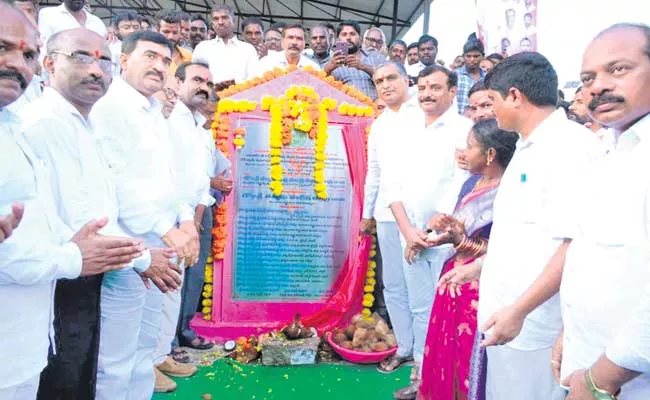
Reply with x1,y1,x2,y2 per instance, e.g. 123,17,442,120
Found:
377,221,413,358
0,374,39,400
486,345,564,400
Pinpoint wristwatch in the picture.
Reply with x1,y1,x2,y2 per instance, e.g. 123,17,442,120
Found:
586,369,620,400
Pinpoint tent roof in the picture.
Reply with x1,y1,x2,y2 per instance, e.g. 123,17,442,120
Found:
40,0,429,43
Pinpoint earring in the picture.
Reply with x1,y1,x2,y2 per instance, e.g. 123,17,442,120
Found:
486,157,492,166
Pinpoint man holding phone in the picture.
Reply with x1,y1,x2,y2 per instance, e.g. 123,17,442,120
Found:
324,20,386,100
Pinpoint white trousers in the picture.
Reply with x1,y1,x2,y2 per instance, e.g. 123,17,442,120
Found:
96,268,165,400
400,245,445,366
0,374,39,400
153,267,185,366
377,221,414,358
486,345,564,400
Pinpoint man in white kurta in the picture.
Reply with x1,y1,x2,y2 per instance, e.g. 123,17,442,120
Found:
259,25,321,73
477,52,603,400
153,62,217,380
558,24,650,399
91,31,198,400
363,62,423,372
0,9,142,399
386,65,471,399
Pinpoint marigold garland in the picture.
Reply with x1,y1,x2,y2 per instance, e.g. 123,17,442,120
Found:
202,253,214,320
362,231,378,318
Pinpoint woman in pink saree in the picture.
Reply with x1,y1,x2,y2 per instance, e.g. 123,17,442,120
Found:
417,119,517,400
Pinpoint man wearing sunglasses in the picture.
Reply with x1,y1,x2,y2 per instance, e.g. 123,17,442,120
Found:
19,28,182,400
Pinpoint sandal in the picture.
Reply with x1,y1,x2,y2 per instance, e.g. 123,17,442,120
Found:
182,337,215,350
377,354,413,374
171,348,191,364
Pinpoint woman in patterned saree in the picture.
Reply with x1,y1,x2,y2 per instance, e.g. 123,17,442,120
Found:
417,119,517,400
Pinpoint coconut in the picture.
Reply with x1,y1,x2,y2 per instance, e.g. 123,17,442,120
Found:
352,327,368,347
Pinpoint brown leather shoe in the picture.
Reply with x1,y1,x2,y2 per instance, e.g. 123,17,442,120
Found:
393,381,420,400
154,367,177,393
157,356,198,378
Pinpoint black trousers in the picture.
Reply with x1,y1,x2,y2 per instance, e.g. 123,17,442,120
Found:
37,275,103,400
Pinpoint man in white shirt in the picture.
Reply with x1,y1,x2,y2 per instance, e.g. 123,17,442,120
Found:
192,3,260,90
0,6,143,399
38,0,106,47
152,61,221,392
477,23,650,400
388,65,472,400
91,30,199,400
475,52,603,400
108,12,140,77
259,24,320,72
363,61,422,378
20,28,183,400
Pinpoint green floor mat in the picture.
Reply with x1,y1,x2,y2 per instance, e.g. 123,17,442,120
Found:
153,358,411,400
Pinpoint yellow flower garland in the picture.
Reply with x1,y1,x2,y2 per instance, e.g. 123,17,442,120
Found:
202,253,214,320
362,231,378,318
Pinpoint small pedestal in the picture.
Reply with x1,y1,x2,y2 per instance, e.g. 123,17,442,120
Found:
260,336,320,366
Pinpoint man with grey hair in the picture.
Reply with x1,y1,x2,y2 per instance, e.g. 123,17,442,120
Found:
363,61,423,385
363,27,387,54
192,3,260,89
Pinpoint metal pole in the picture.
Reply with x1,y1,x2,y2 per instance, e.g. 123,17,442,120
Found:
391,0,398,42
422,0,432,35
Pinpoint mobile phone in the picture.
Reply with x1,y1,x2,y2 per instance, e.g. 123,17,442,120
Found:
334,41,349,56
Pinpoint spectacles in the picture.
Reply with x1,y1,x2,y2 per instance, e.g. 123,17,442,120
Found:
365,37,384,46
50,50,114,73
265,37,281,43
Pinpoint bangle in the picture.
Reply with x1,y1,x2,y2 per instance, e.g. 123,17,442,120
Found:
585,369,619,400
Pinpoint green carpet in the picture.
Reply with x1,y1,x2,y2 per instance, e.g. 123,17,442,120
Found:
153,359,410,400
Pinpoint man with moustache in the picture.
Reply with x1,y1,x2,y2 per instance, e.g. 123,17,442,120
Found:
0,6,143,399
308,24,332,66
189,15,208,49
39,0,106,46
109,12,140,77
363,62,423,380
473,23,650,400
327,20,386,100
164,61,231,372
389,40,407,65
569,86,606,137
260,24,320,71
388,65,472,399
467,80,495,122
405,43,420,76
18,28,181,400
241,17,267,58
155,10,192,75
91,30,199,400
192,4,260,89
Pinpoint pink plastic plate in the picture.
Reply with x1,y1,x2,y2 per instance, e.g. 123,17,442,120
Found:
325,332,397,364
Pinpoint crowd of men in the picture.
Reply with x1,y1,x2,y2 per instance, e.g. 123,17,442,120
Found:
0,0,649,399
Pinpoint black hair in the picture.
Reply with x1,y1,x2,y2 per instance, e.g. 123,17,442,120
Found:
265,28,282,37
155,9,181,27
241,17,264,32
468,79,487,98
484,52,558,107
139,15,154,27
463,39,485,55
486,53,504,62
324,23,335,32
175,61,209,81
122,30,173,55
471,119,518,168
177,11,190,21
337,20,361,36
375,61,407,77
112,11,139,28
596,23,650,58
556,99,571,112
191,14,207,26
211,3,234,19
417,34,438,48
574,86,582,95
418,65,457,89
407,42,418,51
269,21,286,30
282,23,305,37
558,89,565,100
390,39,407,50
524,12,533,19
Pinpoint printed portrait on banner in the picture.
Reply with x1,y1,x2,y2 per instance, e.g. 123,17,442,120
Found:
476,0,537,56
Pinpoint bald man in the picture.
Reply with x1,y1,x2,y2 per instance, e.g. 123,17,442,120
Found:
0,6,143,400
18,28,181,400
